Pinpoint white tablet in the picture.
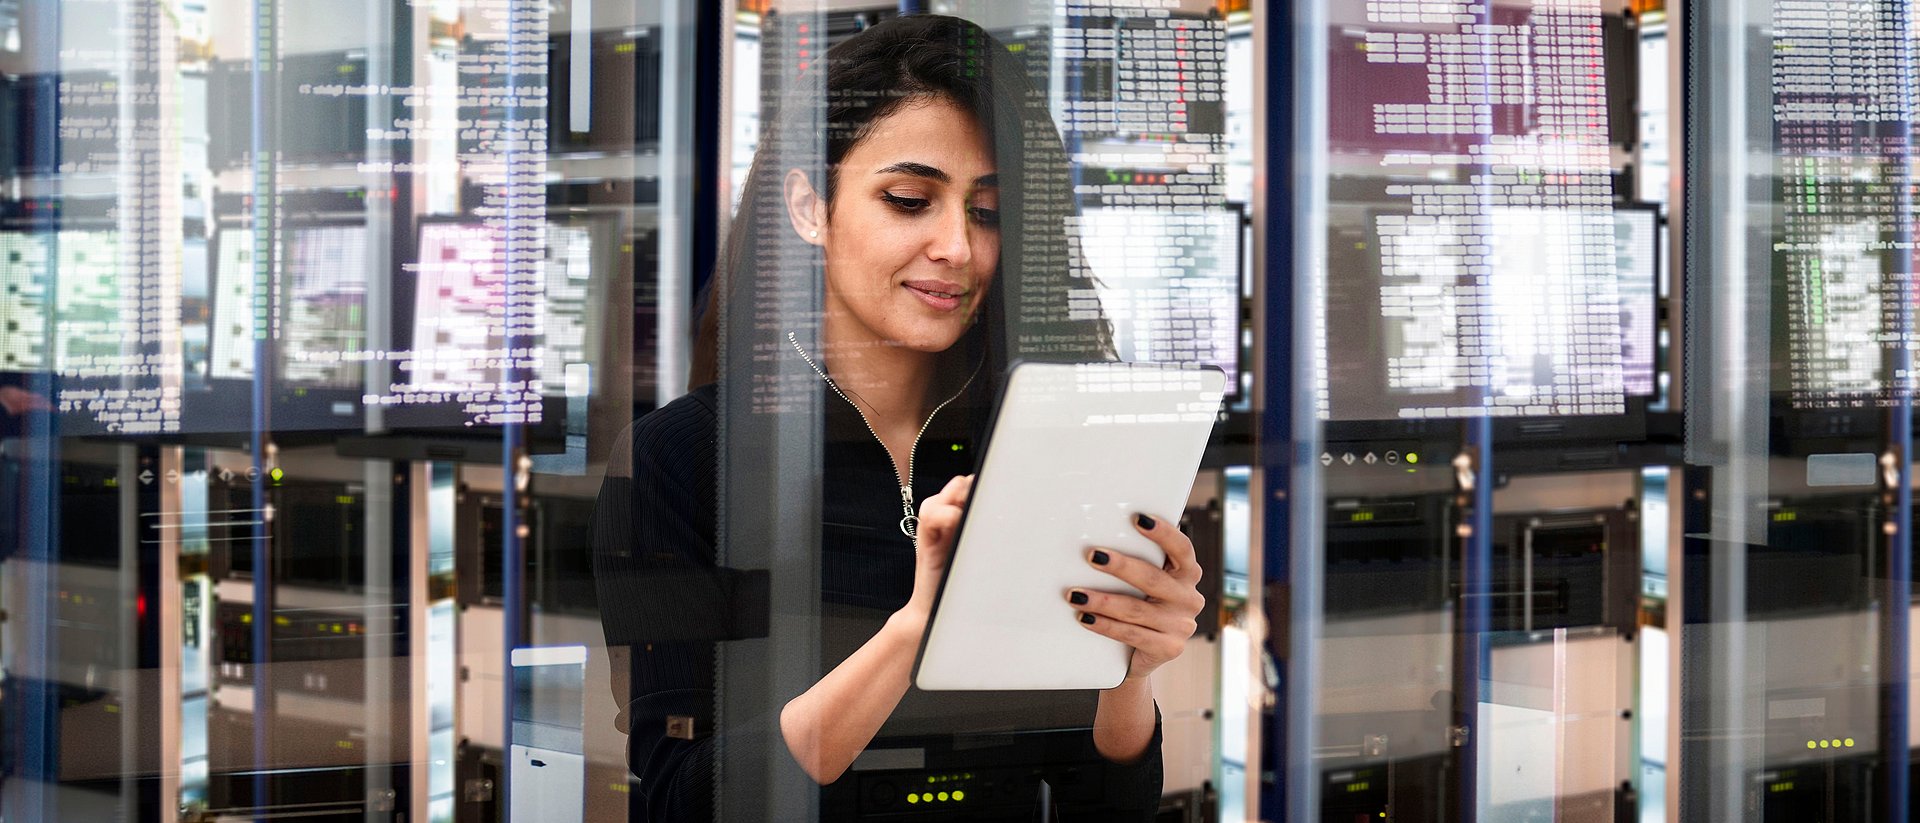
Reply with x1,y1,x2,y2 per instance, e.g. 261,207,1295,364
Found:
914,361,1227,691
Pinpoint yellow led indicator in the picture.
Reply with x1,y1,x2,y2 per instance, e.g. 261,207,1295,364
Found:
952,791,965,801
269,467,284,482
1820,740,1831,748
1807,740,1817,749
938,792,949,801
1406,452,1419,464
923,794,935,803
1845,738,1856,747
906,794,918,805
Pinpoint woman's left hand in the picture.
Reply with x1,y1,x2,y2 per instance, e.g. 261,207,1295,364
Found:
1068,513,1205,683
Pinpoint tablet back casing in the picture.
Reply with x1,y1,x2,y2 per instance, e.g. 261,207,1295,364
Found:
915,362,1226,691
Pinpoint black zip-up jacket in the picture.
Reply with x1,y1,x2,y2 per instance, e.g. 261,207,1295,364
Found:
592,366,1163,822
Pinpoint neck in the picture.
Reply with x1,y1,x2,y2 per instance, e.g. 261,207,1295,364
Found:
817,316,940,426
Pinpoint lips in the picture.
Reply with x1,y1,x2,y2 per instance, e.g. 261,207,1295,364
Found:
903,280,969,312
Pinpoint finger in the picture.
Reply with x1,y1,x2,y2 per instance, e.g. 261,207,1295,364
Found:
1087,548,1203,607
1134,513,1202,583
1068,588,1197,637
917,499,963,547
1072,610,1186,663
933,474,975,507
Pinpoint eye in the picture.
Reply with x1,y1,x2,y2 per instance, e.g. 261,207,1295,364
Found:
880,191,930,212
969,206,1001,228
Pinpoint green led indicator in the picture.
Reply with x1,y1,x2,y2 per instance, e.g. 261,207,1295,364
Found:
907,794,918,805
938,792,949,801
268,467,284,482
952,790,965,801
1405,452,1419,465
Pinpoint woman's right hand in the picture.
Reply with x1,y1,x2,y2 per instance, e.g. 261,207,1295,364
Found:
899,474,974,627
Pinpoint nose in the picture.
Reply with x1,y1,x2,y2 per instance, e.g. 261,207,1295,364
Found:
925,202,973,269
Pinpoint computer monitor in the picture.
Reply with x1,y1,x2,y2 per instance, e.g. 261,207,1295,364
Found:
1327,206,1635,421
197,212,604,454
1075,205,1242,397
207,52,369,171
335,216,605,460
201,220,371,434
400,216,607,422
210,222,370,384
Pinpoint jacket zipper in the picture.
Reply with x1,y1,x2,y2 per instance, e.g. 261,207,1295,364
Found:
788,332,979,541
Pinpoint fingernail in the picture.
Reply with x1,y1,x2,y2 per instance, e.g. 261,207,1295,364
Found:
1090,550,1110,566
1079,612,1096,625
1136,513,1156,531
1069,590,1089,605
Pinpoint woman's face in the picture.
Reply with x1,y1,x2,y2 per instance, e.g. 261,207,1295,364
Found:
806,96,1000,354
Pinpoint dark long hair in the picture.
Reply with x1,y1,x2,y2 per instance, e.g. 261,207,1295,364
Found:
689,14,1110,396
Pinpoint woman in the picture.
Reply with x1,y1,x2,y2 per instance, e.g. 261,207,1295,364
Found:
595,15,1205,821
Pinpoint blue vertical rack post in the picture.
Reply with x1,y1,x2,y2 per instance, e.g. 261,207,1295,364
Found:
1884,0,1914,816
247,0,276,816
1262,0,1328,819
9,6,63,818
497,0,537,815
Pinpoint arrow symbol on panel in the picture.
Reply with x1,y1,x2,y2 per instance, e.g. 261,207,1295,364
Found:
138,470,155,485
1320,452,1334,467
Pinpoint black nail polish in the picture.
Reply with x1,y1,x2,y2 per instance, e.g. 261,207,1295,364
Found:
1136,513,1156,531
1090,550,1110,566
1069,590,1089,605
1079,612,1096,625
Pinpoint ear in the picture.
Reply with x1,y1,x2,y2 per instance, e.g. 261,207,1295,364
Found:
783,169,828,247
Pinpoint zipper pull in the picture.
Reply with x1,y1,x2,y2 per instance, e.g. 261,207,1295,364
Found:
899,486,918,539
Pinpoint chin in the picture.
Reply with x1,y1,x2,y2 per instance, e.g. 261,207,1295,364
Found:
888,323,969,354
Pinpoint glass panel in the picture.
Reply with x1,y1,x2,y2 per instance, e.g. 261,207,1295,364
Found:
17,0,1920,820
1303,0,1656,820
4,1,1251,821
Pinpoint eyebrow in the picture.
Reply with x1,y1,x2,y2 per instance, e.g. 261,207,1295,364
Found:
875,162,998,188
